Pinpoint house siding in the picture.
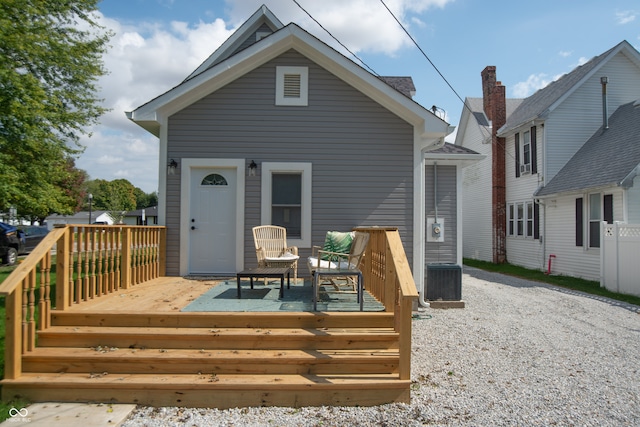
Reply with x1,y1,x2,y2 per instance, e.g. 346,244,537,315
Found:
543,188,624,281
425,164,457,264
505,124,544,269
628,176,640,223
165,50,414,275
545,56,640,182
460,115,493,262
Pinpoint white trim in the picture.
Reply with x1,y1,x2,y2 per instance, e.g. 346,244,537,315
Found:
261,162,312,248
128,25,451,142
179,158,245,275
158,117,168,226
275,66,308,106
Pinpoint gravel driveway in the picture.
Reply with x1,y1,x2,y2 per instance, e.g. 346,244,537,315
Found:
122,266,640,426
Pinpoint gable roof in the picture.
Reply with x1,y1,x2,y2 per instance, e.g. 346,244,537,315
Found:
498,40,640,136
454,97,524,146
127,9,451,146
535,100,640,197
183,5,284,81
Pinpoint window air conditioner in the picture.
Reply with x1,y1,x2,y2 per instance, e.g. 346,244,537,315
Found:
520,164,531,174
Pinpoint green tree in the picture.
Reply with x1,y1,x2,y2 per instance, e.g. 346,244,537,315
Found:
0,0,111,217
134,188,158,209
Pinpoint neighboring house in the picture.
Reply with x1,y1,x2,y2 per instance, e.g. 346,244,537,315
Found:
126,5,481,297
122,206,159,226
457,40,640,282
45,211,113,229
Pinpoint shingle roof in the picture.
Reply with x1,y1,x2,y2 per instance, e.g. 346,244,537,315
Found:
535,100,640,197
378,76,416,98
499,41,632,136
430,142,480,155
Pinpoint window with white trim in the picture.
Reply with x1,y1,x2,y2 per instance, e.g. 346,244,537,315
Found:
261,162,312,247
576,193,613,249
515,126,537,177
588,193,601,248
275,66,308,106
508,201,535,238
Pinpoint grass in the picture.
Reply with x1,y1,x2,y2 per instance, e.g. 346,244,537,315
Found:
464,258,640,307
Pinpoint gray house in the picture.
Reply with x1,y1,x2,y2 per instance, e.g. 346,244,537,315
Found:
127,6,479,299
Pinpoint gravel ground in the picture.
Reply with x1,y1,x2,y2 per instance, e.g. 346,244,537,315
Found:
122,267,640,426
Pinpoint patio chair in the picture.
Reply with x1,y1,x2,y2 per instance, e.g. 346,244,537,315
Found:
252,225,299,280
307,230,370,293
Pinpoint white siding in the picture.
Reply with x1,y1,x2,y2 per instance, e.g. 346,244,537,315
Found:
546,55,640,182
544,188,624,281
627,176,640,223
459,115,493,261
505,125,544,269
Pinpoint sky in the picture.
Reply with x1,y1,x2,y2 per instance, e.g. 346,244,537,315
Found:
80,0,640,193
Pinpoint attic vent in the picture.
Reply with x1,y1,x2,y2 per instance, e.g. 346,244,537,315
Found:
276,66,308,106
283,74,301,98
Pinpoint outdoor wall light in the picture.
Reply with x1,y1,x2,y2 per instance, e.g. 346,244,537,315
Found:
248,160,257,176
167,159,178,175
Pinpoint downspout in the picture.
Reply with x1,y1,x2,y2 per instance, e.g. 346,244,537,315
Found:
601,76,609,130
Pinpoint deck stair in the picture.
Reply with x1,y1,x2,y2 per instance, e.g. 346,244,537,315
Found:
3,311,409,408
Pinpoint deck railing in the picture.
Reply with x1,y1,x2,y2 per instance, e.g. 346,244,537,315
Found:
0,224,166,379
355,227,418,380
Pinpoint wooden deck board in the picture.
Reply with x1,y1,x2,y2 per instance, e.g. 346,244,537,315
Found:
65,277,220,312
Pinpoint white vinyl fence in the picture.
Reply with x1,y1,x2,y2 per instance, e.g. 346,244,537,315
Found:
601,222,640,297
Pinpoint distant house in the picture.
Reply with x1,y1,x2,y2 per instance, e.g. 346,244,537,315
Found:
122,206,159,226
457,40,640,281
126,5,481,299
45,211,113,230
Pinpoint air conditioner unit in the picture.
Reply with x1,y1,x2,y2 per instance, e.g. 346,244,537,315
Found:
426,264,462,301
520,164,531,174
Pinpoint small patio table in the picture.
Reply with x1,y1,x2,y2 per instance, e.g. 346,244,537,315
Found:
236,266,291,299
313,267,364,311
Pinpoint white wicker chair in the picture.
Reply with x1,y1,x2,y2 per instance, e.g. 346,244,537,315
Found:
252,225,299,280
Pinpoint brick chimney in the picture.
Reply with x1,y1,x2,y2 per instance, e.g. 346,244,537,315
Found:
481,66,507,264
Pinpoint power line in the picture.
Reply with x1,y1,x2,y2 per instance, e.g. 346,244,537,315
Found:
292,0,379,76
379,0,465,106
378,0,514,159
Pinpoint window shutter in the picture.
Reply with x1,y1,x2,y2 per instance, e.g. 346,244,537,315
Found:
534,201,540,239
530,126,537,174
604,194,613,224
575,197,583,246
515,133,521,178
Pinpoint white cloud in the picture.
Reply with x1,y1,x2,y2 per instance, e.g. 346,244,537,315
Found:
558,50,572,58
615,10,637,25
512,73,552,98
224,0,453,55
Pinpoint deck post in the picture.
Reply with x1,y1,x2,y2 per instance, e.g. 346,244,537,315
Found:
56,225,72,310
158,227,166,277
121,227,132,289
4,290,22,379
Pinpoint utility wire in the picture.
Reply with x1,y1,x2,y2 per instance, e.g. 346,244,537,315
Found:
292,0,379,76
379,0,497,144
379,0,465,106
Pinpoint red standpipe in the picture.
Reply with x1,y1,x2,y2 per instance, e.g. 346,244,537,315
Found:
546,254,556,275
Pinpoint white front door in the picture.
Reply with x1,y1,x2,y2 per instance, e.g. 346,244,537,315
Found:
189,168,237,274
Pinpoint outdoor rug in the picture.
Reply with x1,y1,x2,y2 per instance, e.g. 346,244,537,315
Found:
182,279,385,312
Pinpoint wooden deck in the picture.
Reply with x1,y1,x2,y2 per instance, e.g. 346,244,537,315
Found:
0,226,417,409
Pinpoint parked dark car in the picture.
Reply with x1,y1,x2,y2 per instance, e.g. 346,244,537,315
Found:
0,222,25,266
19,225,49,253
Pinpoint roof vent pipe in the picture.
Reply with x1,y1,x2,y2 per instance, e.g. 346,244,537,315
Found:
601,76,609,130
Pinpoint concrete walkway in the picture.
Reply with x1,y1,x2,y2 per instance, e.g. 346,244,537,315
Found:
1,403,136,427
